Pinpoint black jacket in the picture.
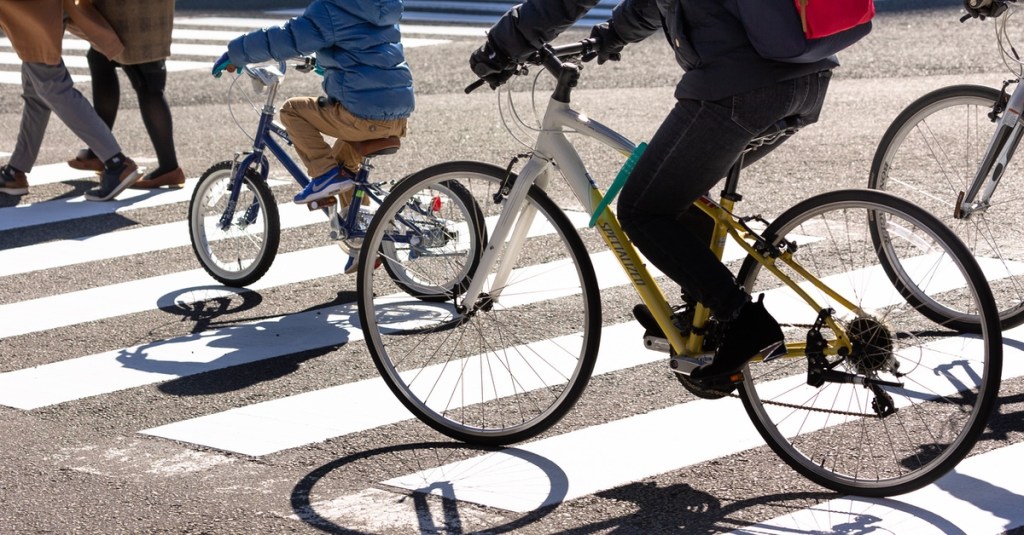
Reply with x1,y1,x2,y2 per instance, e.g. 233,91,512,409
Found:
486,0,837,100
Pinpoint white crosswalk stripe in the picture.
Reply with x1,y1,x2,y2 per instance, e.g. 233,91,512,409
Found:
730,441,1024,534
0,15,472,85
3,161,1023,532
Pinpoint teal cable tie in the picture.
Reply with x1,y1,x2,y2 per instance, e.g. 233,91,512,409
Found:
589,142,646,227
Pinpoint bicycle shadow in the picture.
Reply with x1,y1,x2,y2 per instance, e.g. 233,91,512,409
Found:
290,441,568,535
289,399,1024,535
112,286,361,397
290,439,973,534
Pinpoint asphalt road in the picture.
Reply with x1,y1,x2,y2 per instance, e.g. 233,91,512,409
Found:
1,4,1022,534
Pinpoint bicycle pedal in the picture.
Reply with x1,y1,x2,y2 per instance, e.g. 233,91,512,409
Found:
669,354,709,374
308,196,338,210
643,334,670,353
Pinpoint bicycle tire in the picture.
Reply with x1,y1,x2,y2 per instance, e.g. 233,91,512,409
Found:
357,161,601,445
735,189,1002,496
189,160,280,287
378,178,487,302
868,84,1024,329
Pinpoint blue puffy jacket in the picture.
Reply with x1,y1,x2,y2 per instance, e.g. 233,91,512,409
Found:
227,0,414,121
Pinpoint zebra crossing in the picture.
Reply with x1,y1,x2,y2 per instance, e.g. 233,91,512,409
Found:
2,156,1024,532
0,4,621,85
0,15,475,85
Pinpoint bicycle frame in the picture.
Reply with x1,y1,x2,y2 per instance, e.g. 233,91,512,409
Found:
958,78,1024,218
218,65,394,244
462,45,859,370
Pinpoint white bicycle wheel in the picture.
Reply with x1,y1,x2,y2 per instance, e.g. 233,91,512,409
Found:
869,84,1024,328
357,161,602,445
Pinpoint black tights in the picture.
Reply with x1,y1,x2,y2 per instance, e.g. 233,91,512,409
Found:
86,48,178,176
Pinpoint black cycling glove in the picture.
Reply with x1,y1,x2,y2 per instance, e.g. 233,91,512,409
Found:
963,0,1007,19
470,36,516,88
585,22,626,64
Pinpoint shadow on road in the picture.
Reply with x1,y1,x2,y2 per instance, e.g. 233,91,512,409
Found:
292,441,567,534
108,286,359,396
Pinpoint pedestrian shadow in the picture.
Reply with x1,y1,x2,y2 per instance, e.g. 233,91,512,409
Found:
0,208,138,250
0,183,177,249
112,286,360,397
55,178,103,200
290,441,568,535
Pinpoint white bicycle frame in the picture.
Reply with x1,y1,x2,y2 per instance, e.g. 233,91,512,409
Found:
460,60,690,354
961,80,1024,216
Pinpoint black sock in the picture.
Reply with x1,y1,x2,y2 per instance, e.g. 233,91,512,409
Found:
104,153,126,171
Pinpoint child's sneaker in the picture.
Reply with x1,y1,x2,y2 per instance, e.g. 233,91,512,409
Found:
344,252,383,274
0,165,29,195
294,167,355,204
84,157,141,201
689,294,785,382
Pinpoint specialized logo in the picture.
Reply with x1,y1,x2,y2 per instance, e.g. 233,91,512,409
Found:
599,221,645,287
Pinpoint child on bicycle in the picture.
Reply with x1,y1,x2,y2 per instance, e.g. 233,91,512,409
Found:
470,0,836,383
212,0,413,208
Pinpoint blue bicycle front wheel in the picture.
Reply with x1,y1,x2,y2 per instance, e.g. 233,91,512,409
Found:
189,160,280,287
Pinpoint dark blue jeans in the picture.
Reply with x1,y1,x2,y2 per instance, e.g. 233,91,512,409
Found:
618,70,831,319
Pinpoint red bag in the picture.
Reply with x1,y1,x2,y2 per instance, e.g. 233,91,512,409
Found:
734,0,874,63
796,0,876,39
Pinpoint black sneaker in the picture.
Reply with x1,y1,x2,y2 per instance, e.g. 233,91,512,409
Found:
689,294,785,382
84,157,140,201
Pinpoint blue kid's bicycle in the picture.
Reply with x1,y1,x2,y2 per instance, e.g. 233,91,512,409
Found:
189,59,486,300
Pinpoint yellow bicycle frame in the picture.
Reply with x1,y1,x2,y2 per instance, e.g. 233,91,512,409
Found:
588,186,859,360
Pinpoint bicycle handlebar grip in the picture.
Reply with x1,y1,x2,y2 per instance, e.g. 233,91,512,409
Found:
465,79,486,93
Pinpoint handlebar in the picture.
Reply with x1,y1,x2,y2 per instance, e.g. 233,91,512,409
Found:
962,0,1013,21
239,56,321,80
465,38,599,93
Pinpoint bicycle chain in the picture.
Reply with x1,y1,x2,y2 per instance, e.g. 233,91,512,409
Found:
714,389,880,418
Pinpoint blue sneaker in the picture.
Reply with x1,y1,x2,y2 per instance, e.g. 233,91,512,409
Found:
294,167,355,204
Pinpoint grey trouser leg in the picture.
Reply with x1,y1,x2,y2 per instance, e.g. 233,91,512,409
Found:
10,61,120,172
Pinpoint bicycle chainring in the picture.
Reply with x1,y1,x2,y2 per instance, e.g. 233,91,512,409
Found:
676,372,736,399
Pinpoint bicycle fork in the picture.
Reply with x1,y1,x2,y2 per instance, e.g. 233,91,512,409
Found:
959,81,1024,218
